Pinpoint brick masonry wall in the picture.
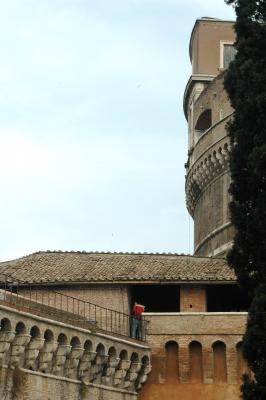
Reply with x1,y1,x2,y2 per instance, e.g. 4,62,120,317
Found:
24,284,130,315
180,285,206,312
138,312,248,400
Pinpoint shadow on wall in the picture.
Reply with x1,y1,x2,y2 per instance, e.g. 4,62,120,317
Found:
139,340,249,400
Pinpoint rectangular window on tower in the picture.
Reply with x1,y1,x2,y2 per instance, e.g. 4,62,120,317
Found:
220,41,237,69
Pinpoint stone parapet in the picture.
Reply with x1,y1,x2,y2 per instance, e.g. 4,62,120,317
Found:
0,304,151,400
144,312,247,336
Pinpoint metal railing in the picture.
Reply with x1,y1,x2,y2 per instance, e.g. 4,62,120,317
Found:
0,273,146,341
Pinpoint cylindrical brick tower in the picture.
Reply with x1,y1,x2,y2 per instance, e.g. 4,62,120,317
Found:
183,18,236,257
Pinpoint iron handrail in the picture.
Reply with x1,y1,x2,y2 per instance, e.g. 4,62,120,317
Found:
0,272,146,341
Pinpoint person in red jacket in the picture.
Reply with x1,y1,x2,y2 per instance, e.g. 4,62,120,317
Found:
131,302,145,339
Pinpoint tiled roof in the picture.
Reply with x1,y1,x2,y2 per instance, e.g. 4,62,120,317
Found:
0,251,236,284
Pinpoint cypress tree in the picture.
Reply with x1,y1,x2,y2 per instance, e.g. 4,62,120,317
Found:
224,0,266,398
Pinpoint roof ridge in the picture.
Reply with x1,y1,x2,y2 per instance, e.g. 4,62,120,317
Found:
0,250,227,263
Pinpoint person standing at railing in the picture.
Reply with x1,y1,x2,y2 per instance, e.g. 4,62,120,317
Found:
131,302,145,340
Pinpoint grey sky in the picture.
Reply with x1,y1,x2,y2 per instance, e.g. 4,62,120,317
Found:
0,1,235,261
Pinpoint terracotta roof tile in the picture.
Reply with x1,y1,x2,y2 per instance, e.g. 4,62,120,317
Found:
0,251,236,284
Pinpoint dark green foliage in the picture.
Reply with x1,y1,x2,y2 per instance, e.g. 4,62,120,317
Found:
241,284,266,399
224,0,266,398
224,0,266,296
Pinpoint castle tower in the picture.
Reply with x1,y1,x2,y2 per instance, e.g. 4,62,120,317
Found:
184,18,236,257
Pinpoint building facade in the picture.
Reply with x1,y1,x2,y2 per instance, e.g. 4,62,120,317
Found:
0,17,248,400
0,250,248,400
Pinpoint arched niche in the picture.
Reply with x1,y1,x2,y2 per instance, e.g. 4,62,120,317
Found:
212,341,227,383
165,341,179,383
189,341,203,383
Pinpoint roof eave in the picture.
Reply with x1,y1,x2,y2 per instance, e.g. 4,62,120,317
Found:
2,279,236,286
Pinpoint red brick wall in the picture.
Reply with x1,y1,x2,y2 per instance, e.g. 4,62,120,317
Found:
180,285,206,312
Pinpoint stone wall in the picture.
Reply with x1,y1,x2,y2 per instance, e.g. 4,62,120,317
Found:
0,301,151,400
0,366,139,400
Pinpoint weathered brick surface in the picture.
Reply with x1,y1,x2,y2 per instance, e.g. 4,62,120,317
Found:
144,312,247,335
23,285,130,316
180,285,206,312
138,310,247,400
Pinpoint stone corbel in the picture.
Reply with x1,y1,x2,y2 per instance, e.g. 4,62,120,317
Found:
90,354,109,382
52,344,72,375
124,362,142,389
137,363,152,390
101,357,120,385
113,359,131,387
24,338,45,370
0,331,15,363
78,350,97,380
38,341,58,373
10,334,31,366
66,346,84,378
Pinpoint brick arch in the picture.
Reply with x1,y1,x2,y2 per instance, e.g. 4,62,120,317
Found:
189,341,203,383
212,340,227,383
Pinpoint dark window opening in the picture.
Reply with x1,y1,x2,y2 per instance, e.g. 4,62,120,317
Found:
223,44,237,69
207,285,250,312
130,285,180,312
195,109,212,135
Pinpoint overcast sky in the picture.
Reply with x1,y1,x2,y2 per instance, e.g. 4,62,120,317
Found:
0,1,235,261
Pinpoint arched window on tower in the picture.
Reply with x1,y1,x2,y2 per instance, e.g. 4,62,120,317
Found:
194,109,212,139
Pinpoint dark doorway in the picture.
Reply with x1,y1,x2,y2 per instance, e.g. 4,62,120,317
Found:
207,284,250,312
130,285,180,312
